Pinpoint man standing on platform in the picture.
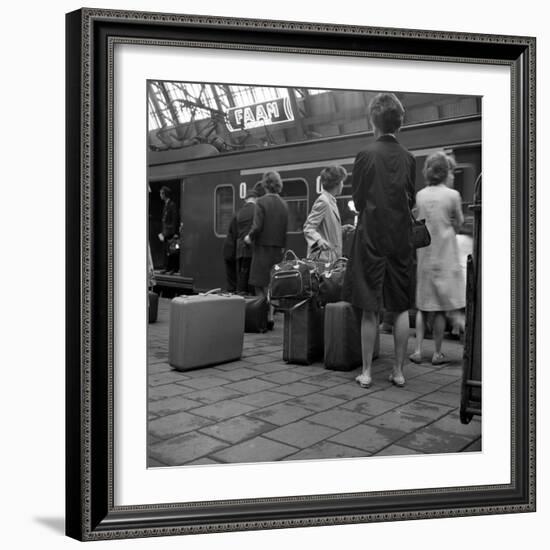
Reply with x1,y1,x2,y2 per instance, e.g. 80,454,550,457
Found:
158,185,179,274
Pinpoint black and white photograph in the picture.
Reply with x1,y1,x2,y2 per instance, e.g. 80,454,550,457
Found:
146,82,482,467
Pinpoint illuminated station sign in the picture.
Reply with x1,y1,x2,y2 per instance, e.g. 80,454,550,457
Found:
225,97,294,132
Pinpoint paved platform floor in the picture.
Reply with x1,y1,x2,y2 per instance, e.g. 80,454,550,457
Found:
148,298,481,467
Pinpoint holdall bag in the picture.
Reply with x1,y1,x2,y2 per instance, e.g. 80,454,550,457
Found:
269,249,320,304
169,291,245,371
282,298,324,365
243,294,269,333
318,257,348,305
148,291,159,324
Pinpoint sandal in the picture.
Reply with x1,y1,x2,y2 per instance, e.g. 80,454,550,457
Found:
431,352,448,366
389,372,406,387
355,373,372,388
409,351,422,364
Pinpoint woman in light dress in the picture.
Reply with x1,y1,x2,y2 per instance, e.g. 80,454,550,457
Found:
410,152,465,365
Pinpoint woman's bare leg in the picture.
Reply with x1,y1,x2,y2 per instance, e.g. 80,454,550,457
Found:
392,310,410,381
413,310,425,356
433,312,446,355
357,310,377,385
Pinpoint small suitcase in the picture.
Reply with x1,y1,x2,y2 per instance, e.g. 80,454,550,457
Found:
243,295,269,333
148,291,159,324
169,293,245,370
324,302,380,371
282,299,324,365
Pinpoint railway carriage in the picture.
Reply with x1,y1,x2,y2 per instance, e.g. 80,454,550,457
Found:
148,114,481,293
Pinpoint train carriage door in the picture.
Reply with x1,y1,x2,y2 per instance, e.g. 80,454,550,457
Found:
180,172,238,291
280,178,309,258
148,179,181,269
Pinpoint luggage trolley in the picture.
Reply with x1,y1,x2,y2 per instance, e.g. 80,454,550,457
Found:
460,174,482,424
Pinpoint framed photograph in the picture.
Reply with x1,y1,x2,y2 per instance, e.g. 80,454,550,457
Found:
66,8,536,541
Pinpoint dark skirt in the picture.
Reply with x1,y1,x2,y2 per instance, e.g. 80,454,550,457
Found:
342,226,414,313
249,245,284,288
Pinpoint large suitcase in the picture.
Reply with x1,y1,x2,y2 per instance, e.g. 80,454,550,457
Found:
169,293,245,370
148,291,159,324
282,299,324,365
324,302,380,371
243,295,269,333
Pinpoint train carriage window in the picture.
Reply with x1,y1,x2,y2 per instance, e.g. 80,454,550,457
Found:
214,185,235,237
279,178,309,233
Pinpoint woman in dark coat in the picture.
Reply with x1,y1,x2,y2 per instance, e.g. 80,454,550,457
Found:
244,171,288,328
342,93,416,388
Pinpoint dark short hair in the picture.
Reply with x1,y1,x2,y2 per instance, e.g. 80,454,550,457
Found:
320,165,347,191
160,185,172,198
262,171,283,194
423,151,455,186
252,181,266,197
368,92,405,134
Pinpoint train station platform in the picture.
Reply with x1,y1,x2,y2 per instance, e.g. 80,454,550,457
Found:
148,298,481,467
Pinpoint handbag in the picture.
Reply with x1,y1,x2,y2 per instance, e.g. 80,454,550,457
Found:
411,218,431,249
318,257,348,305
268,249,320,304
168,235,181,255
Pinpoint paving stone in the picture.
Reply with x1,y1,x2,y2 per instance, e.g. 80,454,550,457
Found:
414,371,461,387
271,381,326,397
185,457,220,466
242,354,280,365
396,376,441,395
367,386,422,405
246,361,291,373
403,365,438,379
148,411,214,439
177,376,231,390
421,390,461,408
293,373,346,388
373,445,423,457
214,360,255,371
263,420,339,448
147,457,168,467
211,436,297,464
429,412,482,438
213,367,262,382
397,426,474,454
397,400,454,420
286,441,368,461
189,400,257,421
148,362,175,374
148,383,196,401
148,370,192,387
233,390,293,408
367,408,434,433
285,393,346,412
329,424,407,454
223,378,279,394
199,416,276,444
462,437,482,452
307,408,367,430
149,431,227,466
182,386,246,405
340,395,399,417
247,402,314,426
320,382,377,401
259,370,314,385
149,395,204,416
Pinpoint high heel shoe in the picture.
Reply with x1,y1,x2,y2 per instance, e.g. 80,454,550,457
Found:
355,373,372,388
388,372,406,387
